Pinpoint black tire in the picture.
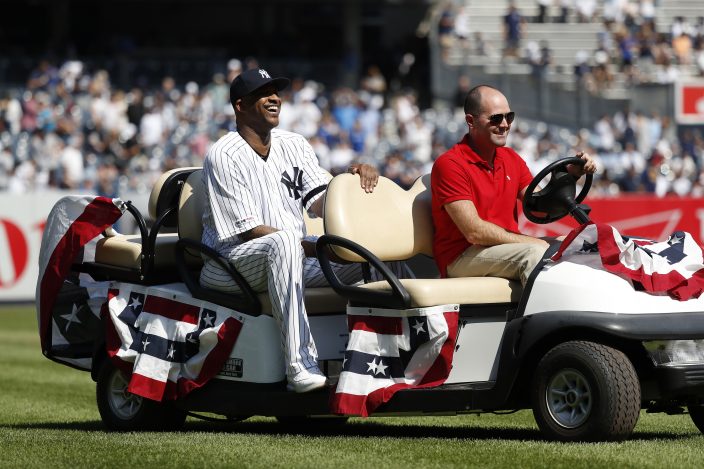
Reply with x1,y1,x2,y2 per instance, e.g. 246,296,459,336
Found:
96,360,187,431
688,403,704,434
532,341,641,442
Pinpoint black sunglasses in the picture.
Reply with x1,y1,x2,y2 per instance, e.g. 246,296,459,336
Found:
485,112,515,126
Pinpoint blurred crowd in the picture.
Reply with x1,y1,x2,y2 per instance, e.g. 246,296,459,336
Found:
0,56,702,201
438,0,704,90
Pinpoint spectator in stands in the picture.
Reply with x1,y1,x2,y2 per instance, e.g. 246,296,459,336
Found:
536,0,551,24
557,0,571,24
503,2,525,59
575,0,595,23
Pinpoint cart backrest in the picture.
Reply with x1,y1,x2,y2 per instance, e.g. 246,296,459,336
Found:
323,174,433,262
148,167,201,227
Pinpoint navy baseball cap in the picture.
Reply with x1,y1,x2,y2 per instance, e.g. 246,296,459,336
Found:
230,68,290,102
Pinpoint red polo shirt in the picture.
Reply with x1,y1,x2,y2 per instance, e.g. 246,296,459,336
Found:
431,135,533,277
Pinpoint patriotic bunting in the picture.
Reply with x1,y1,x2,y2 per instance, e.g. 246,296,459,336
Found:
331,304,459,417
554,223,704,300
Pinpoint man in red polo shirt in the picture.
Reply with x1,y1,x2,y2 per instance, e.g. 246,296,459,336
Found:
431,85,596,285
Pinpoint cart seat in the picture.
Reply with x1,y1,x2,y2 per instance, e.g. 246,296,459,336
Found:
84,167,199,282
178,169,343,316
323,174,523,307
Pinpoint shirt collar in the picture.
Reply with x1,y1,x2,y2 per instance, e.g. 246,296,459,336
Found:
460,133,500,169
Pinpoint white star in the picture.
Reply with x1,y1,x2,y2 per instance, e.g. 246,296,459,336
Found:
167,344,175,359
670,236,683,245
187,335,198,344
342,357,348,369
61,304,82,332
202,313,215,328
142,338,150,351
129,296,142,310
366,358,379,375
412,320,426,335
376,359,388,376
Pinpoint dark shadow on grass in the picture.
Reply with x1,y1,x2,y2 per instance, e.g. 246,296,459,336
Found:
2,420,698,443
179,419,699,442
1,420,105,431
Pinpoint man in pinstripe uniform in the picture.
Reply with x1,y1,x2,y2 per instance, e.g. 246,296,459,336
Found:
200,68,387,393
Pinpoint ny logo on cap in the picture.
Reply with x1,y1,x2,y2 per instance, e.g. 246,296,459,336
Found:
259,69,271,79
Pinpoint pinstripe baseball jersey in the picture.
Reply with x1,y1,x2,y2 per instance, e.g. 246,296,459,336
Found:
202,128,329,255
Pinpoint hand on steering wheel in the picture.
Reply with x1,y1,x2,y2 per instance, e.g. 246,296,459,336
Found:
523,157,593,225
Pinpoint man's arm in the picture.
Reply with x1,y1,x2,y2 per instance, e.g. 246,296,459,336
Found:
445,199,548,247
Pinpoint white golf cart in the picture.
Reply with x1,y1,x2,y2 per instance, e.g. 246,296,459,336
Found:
42,158,704,442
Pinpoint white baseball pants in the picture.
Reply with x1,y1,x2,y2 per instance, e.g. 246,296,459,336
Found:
200,230,408,377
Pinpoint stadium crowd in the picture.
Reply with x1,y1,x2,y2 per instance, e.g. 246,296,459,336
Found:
0,56,702,202
438,0,704,88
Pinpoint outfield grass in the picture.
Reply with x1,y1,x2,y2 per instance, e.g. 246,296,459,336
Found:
1,305,702,469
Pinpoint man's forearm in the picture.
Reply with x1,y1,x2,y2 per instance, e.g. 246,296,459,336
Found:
239,225,279,242
466,218,545,246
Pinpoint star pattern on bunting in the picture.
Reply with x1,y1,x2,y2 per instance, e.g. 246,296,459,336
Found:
60,304,82,332
412,319,426,335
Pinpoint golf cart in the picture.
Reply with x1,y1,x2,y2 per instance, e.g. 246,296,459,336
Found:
41,158,704,442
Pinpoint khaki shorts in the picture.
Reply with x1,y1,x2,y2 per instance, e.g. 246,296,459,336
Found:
447,242,550,286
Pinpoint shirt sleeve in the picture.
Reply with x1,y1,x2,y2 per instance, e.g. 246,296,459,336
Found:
299,138,330,210
204,146,263,242
431,156,475,208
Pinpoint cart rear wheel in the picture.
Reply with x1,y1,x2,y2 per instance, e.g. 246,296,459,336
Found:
96,360,187,431
532,341,641,442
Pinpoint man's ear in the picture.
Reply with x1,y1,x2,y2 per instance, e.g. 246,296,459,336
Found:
465,114,474,129
235,98,243,113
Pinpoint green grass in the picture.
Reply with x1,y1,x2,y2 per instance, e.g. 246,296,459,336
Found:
1,305,702,468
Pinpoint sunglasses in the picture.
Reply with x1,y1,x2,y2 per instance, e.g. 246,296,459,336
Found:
483,112,515,126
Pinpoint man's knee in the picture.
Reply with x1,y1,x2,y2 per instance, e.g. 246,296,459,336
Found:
265,230,303,260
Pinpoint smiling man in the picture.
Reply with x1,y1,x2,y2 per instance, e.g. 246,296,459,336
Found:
431,85,596,286
200,68,379,392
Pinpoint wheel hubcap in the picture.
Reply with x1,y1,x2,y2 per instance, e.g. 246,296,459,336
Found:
546,368,592,429
107,369,143,420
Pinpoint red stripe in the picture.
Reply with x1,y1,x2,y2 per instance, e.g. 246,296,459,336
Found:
552,222,591,261
348,314,403,335
39,197,122,352
127,372,168,402
419,311,459,384
143,295,200,324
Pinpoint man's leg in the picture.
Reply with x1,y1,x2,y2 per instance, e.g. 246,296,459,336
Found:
200,231,319,379
447,243,548,286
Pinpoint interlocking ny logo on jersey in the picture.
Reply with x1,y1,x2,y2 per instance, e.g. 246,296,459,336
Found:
281,167,304,200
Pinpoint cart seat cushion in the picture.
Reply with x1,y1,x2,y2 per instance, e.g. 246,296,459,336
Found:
358,277,522,308
94,233,181,270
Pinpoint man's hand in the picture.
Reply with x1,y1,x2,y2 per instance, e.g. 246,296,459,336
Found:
348,163,379,193
567,151,597,178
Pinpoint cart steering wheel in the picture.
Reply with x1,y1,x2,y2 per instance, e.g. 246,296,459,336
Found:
523,157,593,225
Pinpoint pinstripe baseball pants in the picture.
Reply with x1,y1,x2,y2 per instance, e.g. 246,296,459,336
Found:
200,230,408,377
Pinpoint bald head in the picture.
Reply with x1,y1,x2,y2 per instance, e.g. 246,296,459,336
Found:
463,85,504,116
